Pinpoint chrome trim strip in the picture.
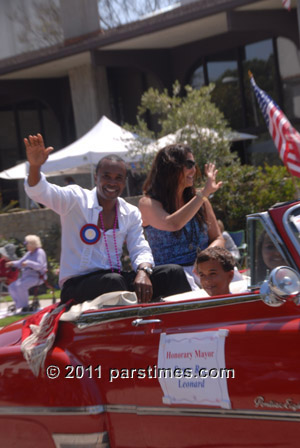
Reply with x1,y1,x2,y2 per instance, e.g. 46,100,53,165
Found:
0,405,104,416
75,294,261,328
106,404,300,422
138,294,260,317
2,402,300,422
76,307,141,329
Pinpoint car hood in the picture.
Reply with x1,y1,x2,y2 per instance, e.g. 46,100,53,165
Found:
0,320,23,347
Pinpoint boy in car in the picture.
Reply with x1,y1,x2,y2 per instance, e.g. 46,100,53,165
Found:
194,246,235,296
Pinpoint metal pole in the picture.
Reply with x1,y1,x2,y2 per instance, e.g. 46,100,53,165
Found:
297,0,300,45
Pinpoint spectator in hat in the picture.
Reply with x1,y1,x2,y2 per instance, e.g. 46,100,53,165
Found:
0,243,19,289
6,235,47,312
0,243,18,261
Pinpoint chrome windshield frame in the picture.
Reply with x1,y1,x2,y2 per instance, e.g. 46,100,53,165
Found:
246,211,296,289
283,203,300,257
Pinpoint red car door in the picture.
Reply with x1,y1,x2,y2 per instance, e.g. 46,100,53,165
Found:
0,303,145,448
130,292,300,448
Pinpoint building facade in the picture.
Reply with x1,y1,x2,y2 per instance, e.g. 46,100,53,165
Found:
0,0,300,204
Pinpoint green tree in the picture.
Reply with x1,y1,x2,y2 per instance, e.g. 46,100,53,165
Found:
212,164,299,230
127,81,237,171
126,81,300,230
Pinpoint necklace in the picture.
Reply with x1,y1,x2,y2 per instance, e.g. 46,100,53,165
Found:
99,203,121,273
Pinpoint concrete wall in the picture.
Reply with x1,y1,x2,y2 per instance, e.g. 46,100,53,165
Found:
60,0,100,40
0,208,61,258
0,0,100,60
0,196,141,259
0,0,63,59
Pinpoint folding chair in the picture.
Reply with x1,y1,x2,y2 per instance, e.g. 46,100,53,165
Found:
228,229,248,268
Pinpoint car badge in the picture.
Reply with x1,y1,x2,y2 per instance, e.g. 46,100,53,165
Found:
80,224,101,245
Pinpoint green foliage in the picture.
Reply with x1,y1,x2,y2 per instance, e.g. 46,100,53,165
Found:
0,192,20,214
126,81,300,231
37,223,61,262
212,164,300,230
126,81,237,171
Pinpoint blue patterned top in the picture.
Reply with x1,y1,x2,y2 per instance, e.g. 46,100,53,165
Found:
144,217,209,266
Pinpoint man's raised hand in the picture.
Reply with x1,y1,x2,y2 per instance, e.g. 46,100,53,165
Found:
24,133,54,167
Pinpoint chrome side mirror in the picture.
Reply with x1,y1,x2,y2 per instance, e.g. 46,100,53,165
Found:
260,266,300,307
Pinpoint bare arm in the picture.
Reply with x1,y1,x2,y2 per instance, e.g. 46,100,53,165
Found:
24,134,54,186
204,200,225,248
139,163,222,232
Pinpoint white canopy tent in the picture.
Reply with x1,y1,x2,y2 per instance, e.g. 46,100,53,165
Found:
0,116,138,183
145,126,257,153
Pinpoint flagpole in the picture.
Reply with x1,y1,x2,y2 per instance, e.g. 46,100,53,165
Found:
297,1,300,45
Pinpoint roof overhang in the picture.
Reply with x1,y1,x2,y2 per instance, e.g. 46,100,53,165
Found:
0,0,296,80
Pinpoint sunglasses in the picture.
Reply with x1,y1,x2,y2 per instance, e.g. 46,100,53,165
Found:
184,160,196,169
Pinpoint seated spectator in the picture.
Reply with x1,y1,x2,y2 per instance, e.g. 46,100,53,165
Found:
6,235,47,312
0,243,19,290
217,220,240,261
255,231,286,284
194,247,234,296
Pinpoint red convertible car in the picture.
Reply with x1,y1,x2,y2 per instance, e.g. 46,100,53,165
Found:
1,199,300,448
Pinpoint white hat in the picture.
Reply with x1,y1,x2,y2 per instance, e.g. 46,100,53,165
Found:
0,243,18,260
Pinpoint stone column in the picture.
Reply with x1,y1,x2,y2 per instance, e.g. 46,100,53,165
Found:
68,62,111,138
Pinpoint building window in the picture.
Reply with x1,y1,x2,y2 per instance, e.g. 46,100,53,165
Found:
243,39,278,129
189,39,279,132
207,56,242,129
0,100,62,205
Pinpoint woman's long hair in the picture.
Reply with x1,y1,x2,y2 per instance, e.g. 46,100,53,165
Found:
143,143,205,228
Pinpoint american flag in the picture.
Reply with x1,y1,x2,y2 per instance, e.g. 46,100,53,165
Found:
249,72,300,178
282,0,291,10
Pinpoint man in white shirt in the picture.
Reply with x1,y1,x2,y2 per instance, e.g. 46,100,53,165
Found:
24,133,191,304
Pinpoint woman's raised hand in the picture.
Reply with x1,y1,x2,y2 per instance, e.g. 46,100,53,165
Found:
24,133,54,167
203,163,222,196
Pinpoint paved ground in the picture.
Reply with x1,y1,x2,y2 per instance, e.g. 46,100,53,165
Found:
0,298,57,319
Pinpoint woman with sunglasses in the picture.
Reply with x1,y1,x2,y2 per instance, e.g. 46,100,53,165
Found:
139,144,224,289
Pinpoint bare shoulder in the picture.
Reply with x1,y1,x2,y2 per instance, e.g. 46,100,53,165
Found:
138,196,165,227
139,196,162,210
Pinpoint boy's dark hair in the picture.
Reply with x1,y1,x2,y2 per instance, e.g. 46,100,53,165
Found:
196,247,235,272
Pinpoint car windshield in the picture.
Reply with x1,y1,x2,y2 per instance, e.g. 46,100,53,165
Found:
247,217,289,288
